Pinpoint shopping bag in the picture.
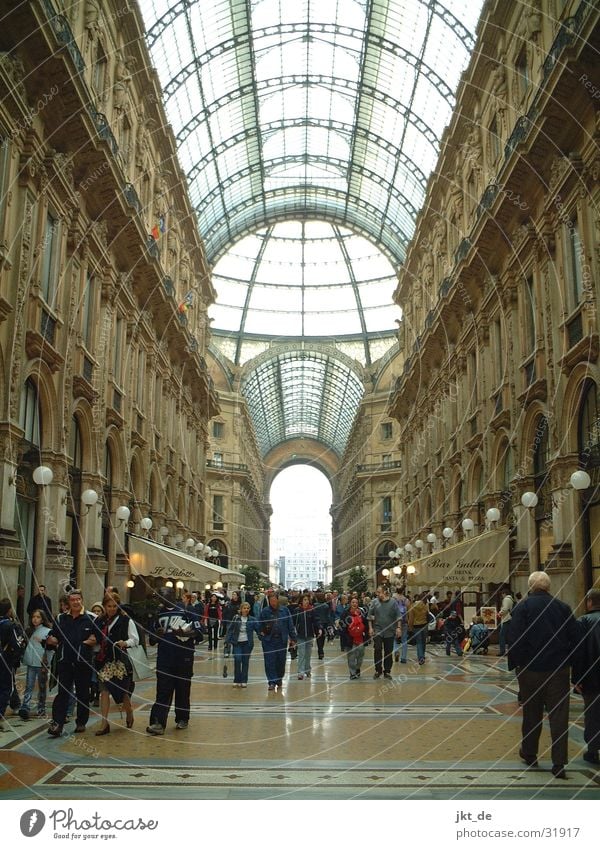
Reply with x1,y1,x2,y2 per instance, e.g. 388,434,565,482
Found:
127,644,153,681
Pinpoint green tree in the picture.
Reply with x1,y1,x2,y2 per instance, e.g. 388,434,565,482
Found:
329,575,344,594
346,566,368,595
239,564,262,591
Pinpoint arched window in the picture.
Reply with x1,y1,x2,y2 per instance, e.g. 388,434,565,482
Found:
578,380,600,469
19,379,40,447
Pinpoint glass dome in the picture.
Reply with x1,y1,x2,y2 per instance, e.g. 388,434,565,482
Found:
209,220,401,364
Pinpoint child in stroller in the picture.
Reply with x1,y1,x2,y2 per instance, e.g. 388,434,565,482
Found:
469,616,489,654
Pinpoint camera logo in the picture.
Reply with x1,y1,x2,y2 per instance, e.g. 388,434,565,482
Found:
19,810,46,837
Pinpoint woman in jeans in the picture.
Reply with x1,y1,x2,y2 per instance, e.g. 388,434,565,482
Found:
203,594,222,650
294,595,316,679
19,609,51,719
407,592,430,665
224,601,259,687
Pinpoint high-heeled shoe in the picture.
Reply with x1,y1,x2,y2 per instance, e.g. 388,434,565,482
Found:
125,712,134,729
95,723,110,736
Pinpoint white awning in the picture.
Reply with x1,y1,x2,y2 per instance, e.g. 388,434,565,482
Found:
127,535,243,585
408,530,509,587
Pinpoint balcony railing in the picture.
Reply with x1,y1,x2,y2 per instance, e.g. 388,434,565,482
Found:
42,1,86,76
356,461,402,472
163,276,175,297
40,308,56,346
542,6,585,83
206,460,249,473
123,182,142,214
146,235,159,259
88,107,119,157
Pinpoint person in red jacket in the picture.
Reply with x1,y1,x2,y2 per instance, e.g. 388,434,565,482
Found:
342,597,369,679
203,594,222,650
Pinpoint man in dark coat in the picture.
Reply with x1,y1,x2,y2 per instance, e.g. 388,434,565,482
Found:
572,587,600,765
27,584,53,620
508,571,578,778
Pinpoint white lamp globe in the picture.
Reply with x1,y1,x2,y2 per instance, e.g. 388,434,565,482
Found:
442,527,454,539
406,565,416,575
175,580,184,589
140,517,153,531
571,470,591,490
392,565,402,575
33,466,53,486
215,581,223,589
185,537,195,549
395,548,403,558
126,579,135,589
82,489,98,507
388,549,398,559
381,568,390,577
211,549,219,558
195,542,203,552
415,539,424,549
486,507,500,523
116,505,130,522
165,580,174,588
205,583,211,590
159,526,169,537
426,533,437,544
521,492,538,509
404,543,414,553
462,517,474,532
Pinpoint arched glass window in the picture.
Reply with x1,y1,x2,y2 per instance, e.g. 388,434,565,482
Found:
19,379,40,447
578,380,600,469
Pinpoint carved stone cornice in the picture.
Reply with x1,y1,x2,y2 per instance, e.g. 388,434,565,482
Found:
558,333,599,374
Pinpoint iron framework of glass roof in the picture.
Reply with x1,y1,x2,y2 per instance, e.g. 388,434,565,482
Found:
139,0,484,458
241,349,364,457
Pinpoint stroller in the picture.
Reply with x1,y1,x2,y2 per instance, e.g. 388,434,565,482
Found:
469,622,490,655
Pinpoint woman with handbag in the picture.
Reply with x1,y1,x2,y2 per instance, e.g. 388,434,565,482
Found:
93,594,138,735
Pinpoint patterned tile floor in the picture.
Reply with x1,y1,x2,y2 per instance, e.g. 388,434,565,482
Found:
1,643,599,799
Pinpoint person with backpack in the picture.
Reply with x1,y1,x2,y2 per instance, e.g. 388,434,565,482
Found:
342,597,369,679
19,609,52,720
0,598,27,731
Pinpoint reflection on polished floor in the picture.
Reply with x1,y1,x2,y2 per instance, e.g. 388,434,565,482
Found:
1,642,599,800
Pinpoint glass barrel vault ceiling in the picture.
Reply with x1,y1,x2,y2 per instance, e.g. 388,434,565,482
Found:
138,0,485,457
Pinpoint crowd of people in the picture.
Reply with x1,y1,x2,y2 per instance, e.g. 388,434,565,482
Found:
0,577,598,779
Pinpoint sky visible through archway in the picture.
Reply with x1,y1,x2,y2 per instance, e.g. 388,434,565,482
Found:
270,465,333,588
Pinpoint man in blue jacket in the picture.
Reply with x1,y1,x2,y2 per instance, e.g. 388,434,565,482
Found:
258,593,297,691
508,571,578,778
146,588,202,735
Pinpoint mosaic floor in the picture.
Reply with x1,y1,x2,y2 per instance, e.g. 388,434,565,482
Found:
1,642,599,800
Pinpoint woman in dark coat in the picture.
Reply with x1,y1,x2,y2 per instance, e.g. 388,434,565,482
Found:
93,594,138,735
203,594,223,650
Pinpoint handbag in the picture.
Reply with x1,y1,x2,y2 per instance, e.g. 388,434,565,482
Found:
97,660,128,683
126,643,152,682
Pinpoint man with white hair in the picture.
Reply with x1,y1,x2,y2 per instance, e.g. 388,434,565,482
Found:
508,571,578,779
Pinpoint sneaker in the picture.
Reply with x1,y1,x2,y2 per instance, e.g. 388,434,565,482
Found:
383,672,392,679
47,723,63,738
268,684,276,691
350,674,358,680
373,672,382,679
583,750,599,765
240,683,247,688
305,672,311,678
18,708,29,721
146,723,165,736
297,674,304,680
400,659,407,664
175,721,189,730
74,724,86,733
418,658,425,665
